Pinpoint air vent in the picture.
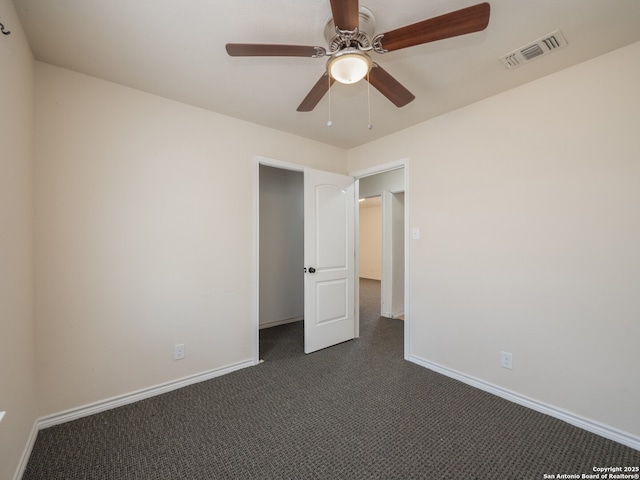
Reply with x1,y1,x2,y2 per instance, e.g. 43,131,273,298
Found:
499,30,568,69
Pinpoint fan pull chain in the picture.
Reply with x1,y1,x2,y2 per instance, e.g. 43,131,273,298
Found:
367,70,373,130
327,73,333,127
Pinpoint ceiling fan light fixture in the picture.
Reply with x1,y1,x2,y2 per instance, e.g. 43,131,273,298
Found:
327,49,372,84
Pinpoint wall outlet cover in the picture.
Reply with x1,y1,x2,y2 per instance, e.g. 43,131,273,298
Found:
174,344,185,360
500,351,513,370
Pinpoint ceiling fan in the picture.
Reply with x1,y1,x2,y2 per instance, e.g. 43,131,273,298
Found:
226,0,490,112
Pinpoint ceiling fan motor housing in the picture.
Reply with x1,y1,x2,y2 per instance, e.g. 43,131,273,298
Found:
324,6,375,51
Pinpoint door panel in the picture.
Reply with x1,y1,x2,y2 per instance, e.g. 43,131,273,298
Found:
317,185,347,268
304,169,355,353
316,279,347,325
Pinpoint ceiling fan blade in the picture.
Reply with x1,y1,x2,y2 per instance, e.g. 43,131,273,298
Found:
377,2,490,52
226,43,325,57
367,64,415,108
297,73,336,112
330,0,359,31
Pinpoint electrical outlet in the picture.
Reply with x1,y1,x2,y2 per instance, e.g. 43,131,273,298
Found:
174,344,185,360
500,351,513,370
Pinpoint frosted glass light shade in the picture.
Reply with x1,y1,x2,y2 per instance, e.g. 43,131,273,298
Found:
328,49,372,84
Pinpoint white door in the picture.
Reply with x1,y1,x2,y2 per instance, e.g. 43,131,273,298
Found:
304,168,356,354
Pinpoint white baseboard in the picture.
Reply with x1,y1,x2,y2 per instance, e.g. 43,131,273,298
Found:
37,358,256,430
14,421,38,480
408,354,640,452
259,316,303,330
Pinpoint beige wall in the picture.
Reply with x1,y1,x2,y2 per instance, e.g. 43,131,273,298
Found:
348,42,640,441
0,0,37,478
34,62,347,417
359,203,382,280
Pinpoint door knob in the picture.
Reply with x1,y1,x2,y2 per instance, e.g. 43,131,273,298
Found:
308,267,316,273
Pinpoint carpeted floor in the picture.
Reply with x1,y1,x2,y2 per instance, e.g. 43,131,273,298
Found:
23,279,639,479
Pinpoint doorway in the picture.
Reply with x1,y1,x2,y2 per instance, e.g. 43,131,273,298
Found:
358,168,405,320
255,158,409,361
258,164,304,332
256,160,356,358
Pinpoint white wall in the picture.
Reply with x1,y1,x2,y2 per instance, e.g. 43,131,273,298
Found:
348,42,640,443
34,62,347,418
259,165,304,328
359,202,382,280
0,0,37,478
359,168,404,198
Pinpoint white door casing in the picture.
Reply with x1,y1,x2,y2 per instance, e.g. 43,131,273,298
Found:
304,168,356,354
381,190,405,318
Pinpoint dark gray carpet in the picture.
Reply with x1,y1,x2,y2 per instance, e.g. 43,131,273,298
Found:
24,279,639,479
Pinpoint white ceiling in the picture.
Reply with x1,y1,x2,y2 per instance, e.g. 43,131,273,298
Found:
13,0,640,149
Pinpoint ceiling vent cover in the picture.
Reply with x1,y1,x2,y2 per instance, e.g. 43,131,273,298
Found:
500,30,568,69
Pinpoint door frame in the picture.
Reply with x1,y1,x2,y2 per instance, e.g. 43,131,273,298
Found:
254,156,360,360
253,155,306,363
253,155,409,362
381,190,405,319
350,158,410,360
